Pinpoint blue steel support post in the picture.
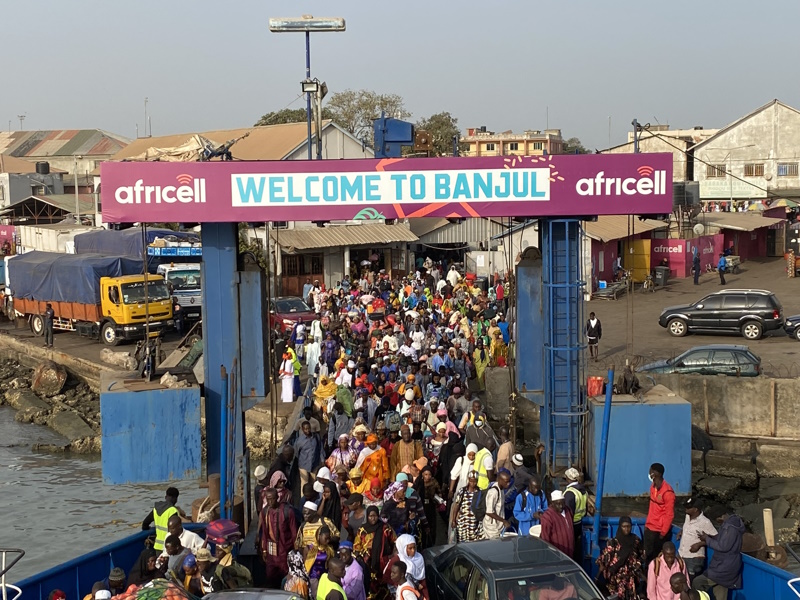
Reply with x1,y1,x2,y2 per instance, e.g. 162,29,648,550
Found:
201,223,241,477
540,219,586,470
305,32,313,161
591,366,615,558
219,366,229,520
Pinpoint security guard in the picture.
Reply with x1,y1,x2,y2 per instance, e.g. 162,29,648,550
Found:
142,487,185,551
564,468,591,564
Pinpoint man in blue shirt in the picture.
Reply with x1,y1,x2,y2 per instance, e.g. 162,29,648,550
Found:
513,475,548,536
717,253,726,285
302,278,313,303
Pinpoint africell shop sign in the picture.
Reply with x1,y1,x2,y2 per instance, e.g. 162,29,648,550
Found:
101,154,672,223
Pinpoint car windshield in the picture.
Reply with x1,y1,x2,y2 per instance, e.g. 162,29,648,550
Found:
121,281,171,304
275,298,312,313
496,570,601,600
166,269,201,291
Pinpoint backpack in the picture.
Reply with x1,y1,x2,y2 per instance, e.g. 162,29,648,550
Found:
471,489,488,522
217,561,253,589
383,409,402,432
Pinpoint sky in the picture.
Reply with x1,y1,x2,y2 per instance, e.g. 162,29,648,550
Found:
3,0,799,151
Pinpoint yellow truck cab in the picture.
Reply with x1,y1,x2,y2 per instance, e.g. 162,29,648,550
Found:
99,274,174,345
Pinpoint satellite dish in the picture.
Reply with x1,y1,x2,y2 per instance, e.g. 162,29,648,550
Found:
693,223,705,235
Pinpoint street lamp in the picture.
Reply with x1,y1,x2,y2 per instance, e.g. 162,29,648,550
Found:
269,15,345,160
301,78,328,160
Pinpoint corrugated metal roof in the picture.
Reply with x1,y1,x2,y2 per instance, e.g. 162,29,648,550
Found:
699,212,785,232
271,223,417,251
582,215,668,243
0,154,39,173
408,218,450,238
112,121,337,162
0,130,130,158
415,218,505,244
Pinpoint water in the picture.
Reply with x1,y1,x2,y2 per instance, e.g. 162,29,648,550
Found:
0,407,206,581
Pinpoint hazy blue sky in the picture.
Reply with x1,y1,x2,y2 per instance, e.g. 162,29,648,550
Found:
3,0,798,150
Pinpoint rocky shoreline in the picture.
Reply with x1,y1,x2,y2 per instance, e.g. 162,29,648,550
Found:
0,358,101,452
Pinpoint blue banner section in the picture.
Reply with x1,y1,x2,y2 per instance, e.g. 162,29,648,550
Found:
147,246,202,256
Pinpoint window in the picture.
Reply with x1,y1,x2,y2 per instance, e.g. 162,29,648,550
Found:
282,255,301,276
485,143,495,151
680,351,710,367
699,296,723,309
722,294,747,309
533,142,543,150
744,163,764,177
711,351,737,365
706,164,726,178
271,221,288,229
508,142,519,151
778,163,799,177
444,556,474,593
466,569,489,600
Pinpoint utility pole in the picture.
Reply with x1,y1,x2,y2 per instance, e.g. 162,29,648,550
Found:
144,98,149,137
17,114,26,130
74,155,81,224
632,119,640,154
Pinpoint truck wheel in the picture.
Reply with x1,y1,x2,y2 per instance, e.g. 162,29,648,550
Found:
30,314,45,336
101,322,120,346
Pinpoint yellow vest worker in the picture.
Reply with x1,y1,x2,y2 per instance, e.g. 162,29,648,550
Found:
142,487,182,552
473,447,494,490
316,573,346,600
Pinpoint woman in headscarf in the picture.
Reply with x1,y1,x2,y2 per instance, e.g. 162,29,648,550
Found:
322,332,339,372
437,432,463,488
284,549,310,598
357,434,390,487
449,443,477,502
318,481,343,531
419,467,442,548
327,434,359,476
595,516,644,600
451,469,483,543
363,477,385,511
314,375,338,421
354,506,396,600
392,534,428,599
472,340,490,391
270,470,292,505
380,481,410,535
490,329,508,367
280,352,295,403
305,525,335,598
129,548,159,586
349,422,370,454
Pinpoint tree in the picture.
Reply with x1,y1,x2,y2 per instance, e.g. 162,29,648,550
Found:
562,137,589,154
414,111,467,157
326,89,410,145
254,107,334,127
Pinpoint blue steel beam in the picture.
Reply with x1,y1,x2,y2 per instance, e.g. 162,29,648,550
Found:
201,223,241,476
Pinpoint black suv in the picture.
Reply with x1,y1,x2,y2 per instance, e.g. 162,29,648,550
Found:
658,289,783,340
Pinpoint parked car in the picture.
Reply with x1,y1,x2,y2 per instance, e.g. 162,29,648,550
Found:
269,296,316,334
658,289,783,340
424,537,606,600
638,344,761,377
783,315,800,341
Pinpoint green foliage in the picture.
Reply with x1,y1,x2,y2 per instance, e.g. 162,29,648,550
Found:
414,111,466,157
326,89,410,145
563,137,590,154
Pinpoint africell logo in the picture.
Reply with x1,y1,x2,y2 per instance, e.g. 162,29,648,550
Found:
576,166,667,196
114,174,206,204
653,245,682,253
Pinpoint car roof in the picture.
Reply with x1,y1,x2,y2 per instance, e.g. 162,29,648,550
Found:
680,344,751,352
202,590,300,600
710,289,774,295
449,536,577,573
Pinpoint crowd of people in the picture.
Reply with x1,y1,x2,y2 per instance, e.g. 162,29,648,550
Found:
59,261,745,600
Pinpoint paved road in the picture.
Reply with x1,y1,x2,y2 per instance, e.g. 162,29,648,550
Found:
587,256,800,378
0,318,183,364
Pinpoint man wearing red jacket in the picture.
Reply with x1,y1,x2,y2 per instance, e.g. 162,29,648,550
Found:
645,462,675,565
540,490,574,557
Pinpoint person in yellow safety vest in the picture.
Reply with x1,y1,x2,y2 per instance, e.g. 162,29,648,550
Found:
564,468,592,564
316,557,347,600
141,487,186,552
669,572,711,600
472,439,497,491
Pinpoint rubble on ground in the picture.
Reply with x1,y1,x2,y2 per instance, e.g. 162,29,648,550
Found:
100,348,138,371
0,358,100,453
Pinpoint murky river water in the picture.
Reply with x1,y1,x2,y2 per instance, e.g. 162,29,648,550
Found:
0,407,206,582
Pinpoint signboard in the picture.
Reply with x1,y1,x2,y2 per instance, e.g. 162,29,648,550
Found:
699,178,766,200
147,246,202,257
101,154,673,223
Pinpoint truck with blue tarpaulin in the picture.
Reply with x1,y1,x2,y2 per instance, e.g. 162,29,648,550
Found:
4,251,173,345
73,227,201,273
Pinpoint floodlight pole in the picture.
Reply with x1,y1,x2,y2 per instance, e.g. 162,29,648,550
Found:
305,31,312,160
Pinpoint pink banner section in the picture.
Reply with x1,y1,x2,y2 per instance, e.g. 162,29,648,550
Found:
650,235,724,278
101,154,673,223
0,225,15,243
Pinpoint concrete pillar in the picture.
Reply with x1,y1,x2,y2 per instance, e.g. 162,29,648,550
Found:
344,245,350,281
201,223,241,475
